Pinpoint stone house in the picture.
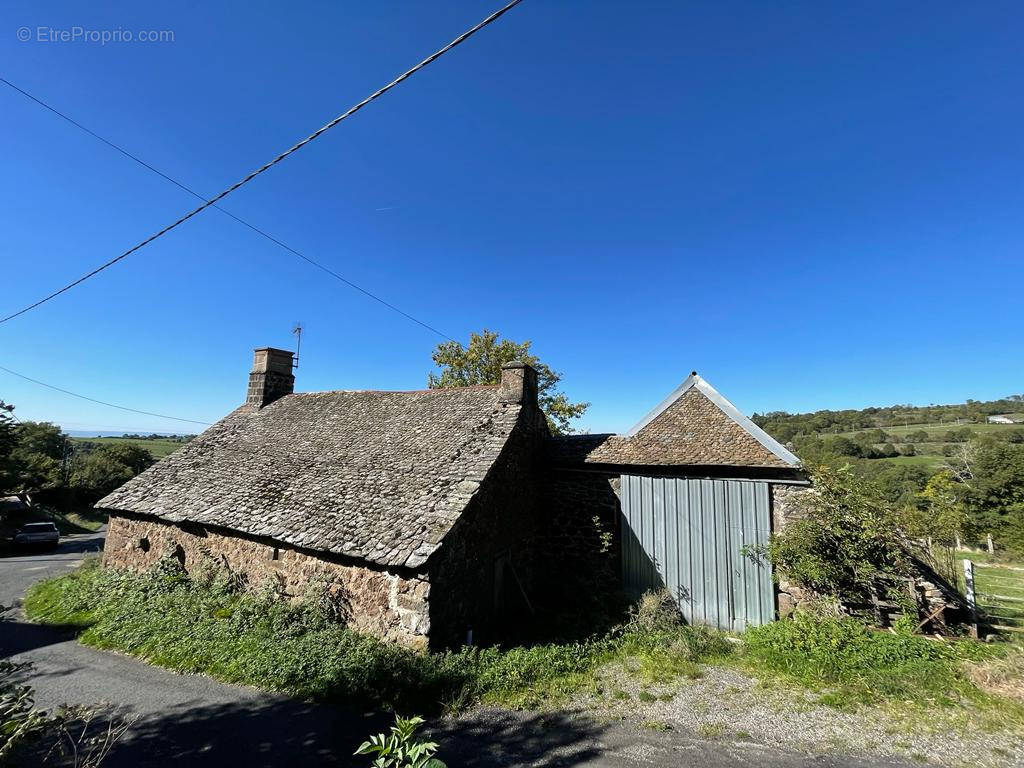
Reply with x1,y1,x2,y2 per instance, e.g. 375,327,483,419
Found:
100,348,811,648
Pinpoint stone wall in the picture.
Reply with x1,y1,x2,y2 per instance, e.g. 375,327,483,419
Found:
769,482,815,616
532,468,622,625
103,514,430,649
426,404,549,648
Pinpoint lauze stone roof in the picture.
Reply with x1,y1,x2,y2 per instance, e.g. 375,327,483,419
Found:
98,387,522,569
549,376,799,470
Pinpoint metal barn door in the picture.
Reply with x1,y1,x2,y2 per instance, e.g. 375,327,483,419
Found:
620,475,774,632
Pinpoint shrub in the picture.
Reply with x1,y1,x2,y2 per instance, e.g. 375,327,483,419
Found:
763,465,912,608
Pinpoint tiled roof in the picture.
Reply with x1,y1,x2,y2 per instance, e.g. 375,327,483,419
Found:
549,377,799,469
98,387,523,569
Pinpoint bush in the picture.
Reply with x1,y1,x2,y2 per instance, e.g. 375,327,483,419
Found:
764,466,911,607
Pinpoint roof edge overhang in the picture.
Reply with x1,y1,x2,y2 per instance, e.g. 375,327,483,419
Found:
625,373,801,467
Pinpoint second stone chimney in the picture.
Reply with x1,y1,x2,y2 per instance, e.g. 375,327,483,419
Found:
246,347,295,408
499,361,538,406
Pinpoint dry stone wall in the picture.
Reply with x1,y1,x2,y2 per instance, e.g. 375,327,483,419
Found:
103,514,430,649
770,483,815,616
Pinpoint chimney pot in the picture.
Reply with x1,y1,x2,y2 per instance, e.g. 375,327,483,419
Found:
499,361,538,406
247,347,295,408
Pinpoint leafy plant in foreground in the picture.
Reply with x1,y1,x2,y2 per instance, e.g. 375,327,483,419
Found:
355,715,446,768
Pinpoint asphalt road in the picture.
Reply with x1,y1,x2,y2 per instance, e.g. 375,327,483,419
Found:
0,532,911,768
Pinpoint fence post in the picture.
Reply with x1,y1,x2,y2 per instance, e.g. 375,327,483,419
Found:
963,558,978,639
987,533,995,554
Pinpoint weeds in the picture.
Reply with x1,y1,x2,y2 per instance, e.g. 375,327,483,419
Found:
24,561,727,714
742,612,1015,715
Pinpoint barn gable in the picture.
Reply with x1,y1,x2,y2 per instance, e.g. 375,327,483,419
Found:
548,373,800,469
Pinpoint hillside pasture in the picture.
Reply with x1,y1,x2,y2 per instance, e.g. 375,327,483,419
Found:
835,421,1023,440
70,436,189,459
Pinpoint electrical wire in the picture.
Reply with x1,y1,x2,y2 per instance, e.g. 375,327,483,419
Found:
0,0,523,325
0,364,212,426
0,77,454,340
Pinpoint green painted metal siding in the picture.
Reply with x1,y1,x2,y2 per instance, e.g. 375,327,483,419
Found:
620,475,774,632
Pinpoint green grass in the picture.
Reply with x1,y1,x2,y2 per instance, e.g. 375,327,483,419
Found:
872,454,946,469
957,554,1024,633
835,422,1021,439
70,436,189,459
23,559,728,714
741,612,1021,721
25,561,1024,725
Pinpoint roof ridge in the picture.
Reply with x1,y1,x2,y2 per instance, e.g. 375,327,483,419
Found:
288,384,501,396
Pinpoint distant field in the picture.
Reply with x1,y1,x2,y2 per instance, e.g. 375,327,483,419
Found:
835,421,1022,439
71,436,188,459
817,420,1022,469
874,454,945,469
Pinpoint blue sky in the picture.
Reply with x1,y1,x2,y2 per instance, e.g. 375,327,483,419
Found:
2,1,1022,435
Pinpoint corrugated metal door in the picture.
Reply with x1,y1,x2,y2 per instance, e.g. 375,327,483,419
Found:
620,475,774,632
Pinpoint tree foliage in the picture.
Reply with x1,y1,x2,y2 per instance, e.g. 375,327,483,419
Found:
428,329,589,434
71,444,156,502
11,421,69,494
765,466,911,606
0,404,155,506
962,442,1024,554
0,401,18,496
905,470,970,543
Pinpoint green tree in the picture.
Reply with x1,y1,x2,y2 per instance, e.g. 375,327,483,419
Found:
905,470,970,544
962,443,1024,554
428,329,589,434
0,401,18,495
71,444,155,501
11,421,69,494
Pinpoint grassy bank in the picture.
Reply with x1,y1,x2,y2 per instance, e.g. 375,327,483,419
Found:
24,560,1023,724
24,559,729,713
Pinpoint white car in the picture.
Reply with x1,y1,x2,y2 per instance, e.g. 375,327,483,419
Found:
14,522,60,549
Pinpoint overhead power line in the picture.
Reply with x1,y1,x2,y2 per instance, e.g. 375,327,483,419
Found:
0,364,212,426
0,77,453,341
0,0,523,326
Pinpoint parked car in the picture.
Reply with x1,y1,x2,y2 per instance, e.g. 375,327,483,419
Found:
13,522,60,549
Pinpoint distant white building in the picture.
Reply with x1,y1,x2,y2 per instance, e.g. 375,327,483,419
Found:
988,415,1020,424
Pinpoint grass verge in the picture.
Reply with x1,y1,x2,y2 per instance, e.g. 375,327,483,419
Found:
740,611,1024,728
23,559,727,714
24,561,1024,728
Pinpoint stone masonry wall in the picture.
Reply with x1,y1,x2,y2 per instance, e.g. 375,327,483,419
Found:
103,514,430,649
533,468,622,621
770,482,815,616
427,405,548,648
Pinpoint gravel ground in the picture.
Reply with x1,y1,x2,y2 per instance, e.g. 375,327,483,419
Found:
574,662,1024,768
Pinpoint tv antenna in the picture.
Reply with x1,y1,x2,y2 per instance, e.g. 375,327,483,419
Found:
292,323,302,369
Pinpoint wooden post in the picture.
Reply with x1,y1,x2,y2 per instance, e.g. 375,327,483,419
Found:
963,559,978,639
987,533,995,554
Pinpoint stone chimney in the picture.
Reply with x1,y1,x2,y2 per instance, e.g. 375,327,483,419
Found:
499,361,538,406
246,347,295,408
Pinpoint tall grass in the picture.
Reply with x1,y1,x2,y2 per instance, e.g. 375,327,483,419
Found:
742,611,1010,711
24,560,726,714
